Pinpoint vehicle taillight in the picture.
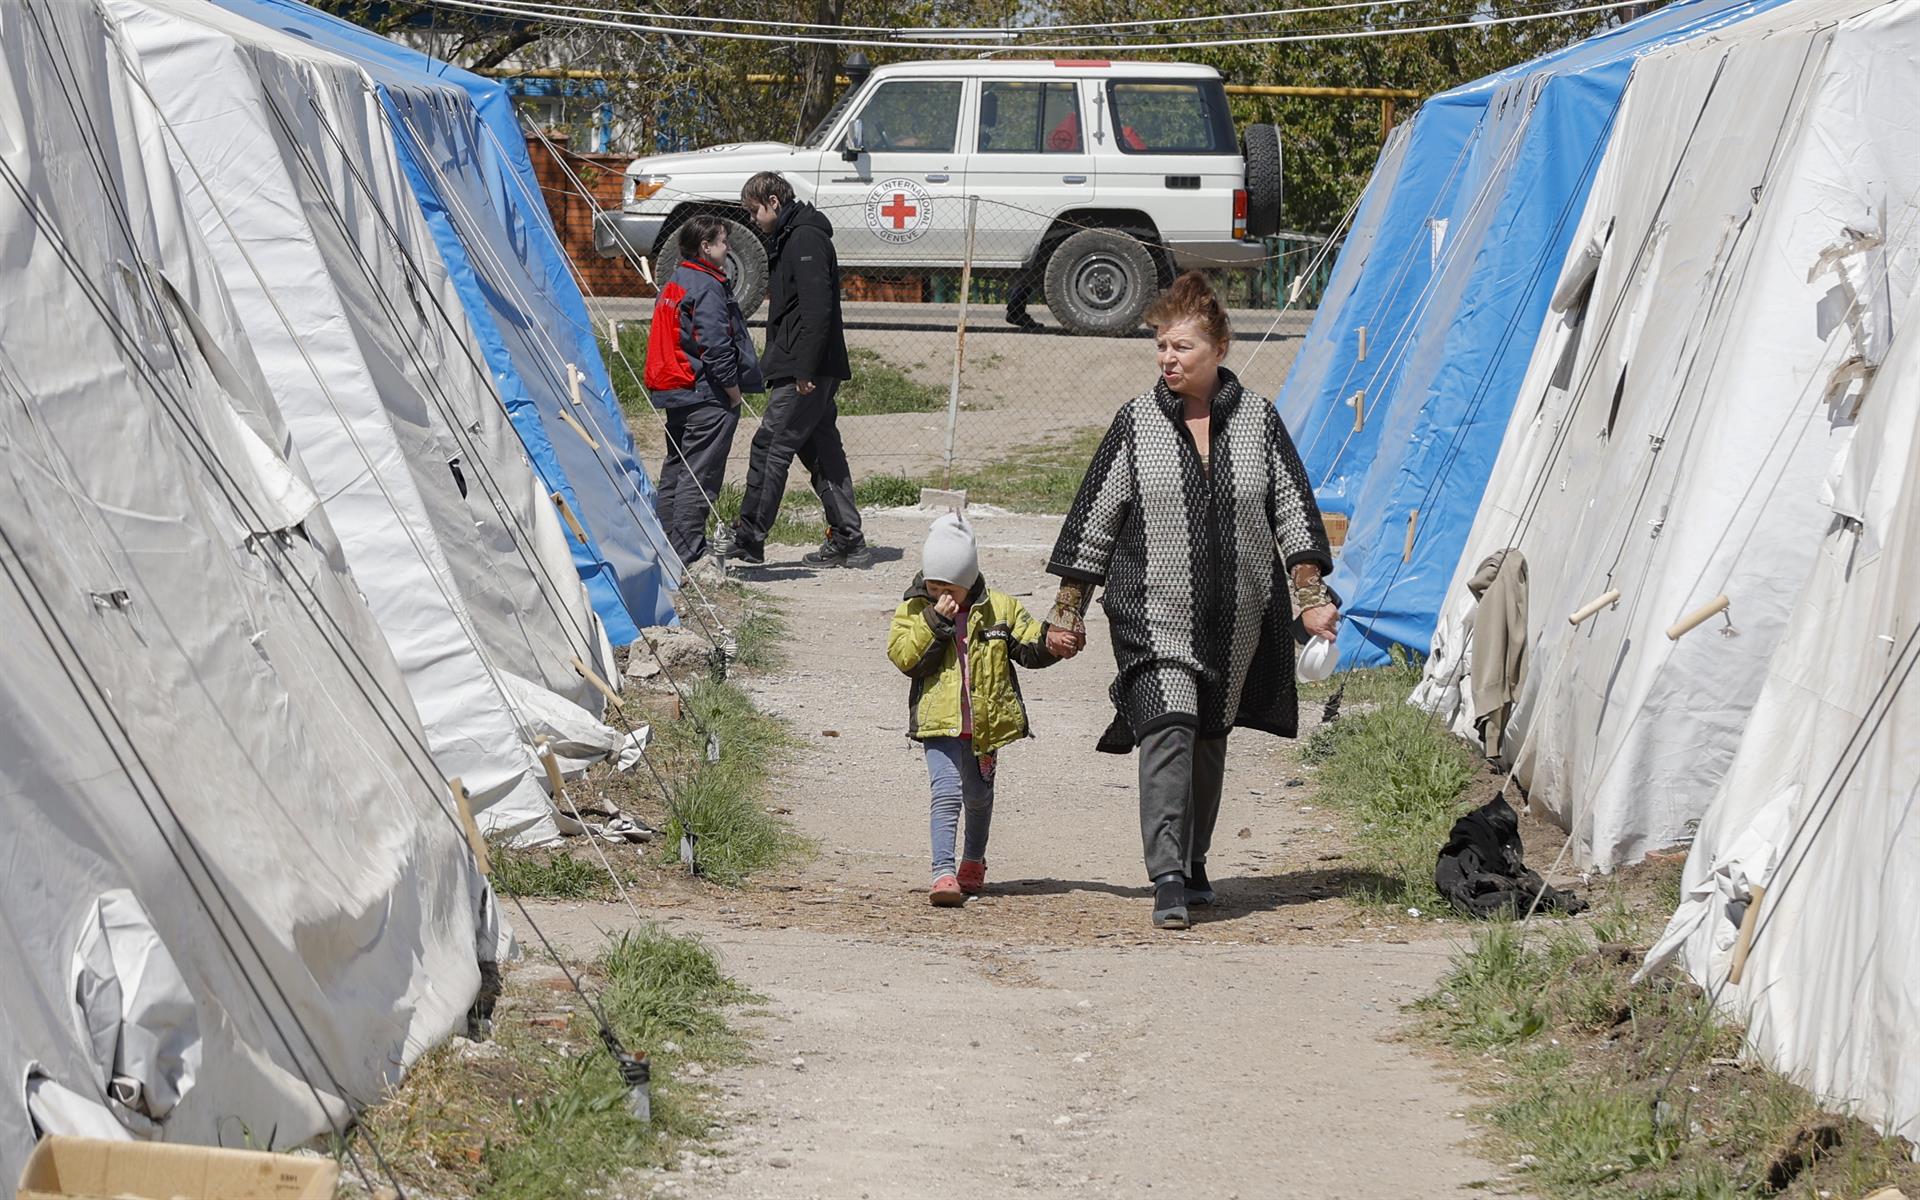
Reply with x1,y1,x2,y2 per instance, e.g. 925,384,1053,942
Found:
1233,188,1249,239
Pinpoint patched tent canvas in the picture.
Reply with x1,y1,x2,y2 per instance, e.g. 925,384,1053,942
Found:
1640,9,1920,1129
0,0,490,1180
109,0,625,844
1277,0,1786,668
1413,0,1918,869
215,0,684,642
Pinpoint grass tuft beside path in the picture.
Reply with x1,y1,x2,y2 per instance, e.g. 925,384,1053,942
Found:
1412,911,1920,1200
652,678,804,886
360,923,755,1200
1298,657,1475,914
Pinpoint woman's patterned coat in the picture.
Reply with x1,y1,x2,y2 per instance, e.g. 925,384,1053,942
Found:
1049,368,1332,752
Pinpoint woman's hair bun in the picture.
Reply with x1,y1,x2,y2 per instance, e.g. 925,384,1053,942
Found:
1143,269,1231,344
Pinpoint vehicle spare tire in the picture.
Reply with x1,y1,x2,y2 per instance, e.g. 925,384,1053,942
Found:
1242,124,1283,238
654,214,770,315
1043,227,1159,338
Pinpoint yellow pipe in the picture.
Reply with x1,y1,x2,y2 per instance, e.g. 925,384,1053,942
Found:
1228,84,1422,99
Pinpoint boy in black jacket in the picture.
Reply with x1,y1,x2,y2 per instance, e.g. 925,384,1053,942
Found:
712,171,873,569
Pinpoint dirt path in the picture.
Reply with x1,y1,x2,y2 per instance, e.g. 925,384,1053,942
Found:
537,507,1500,1199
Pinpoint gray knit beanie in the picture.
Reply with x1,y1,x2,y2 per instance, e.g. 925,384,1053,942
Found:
920,510,979,589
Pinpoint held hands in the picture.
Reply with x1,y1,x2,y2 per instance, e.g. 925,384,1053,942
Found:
1045,625,1085,660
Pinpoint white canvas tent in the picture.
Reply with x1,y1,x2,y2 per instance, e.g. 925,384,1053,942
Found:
0,0,490,1182
1641,258,1920,1141
107,0,625,845
1412,0,1920,869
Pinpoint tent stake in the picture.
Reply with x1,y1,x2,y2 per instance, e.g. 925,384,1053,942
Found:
449,777,490,874
550,491,589,543
557,406,600,449
1568,589,1622,626
573,655,626,709
1729,884,1767,984
1666,594,1731,640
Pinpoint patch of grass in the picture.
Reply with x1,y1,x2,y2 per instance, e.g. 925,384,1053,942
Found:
601,326,652,420
728,586,788,672
855,473,924,508
706,480,824,548
1297,645,1426,707
601,328,941,416
1301,695,1476,912
600,923,756,1056
1410,923,1920,1200
706,474,926,547
487,843,627,901
653,679,805,885
838,347,945,415
942,427,1105,512
360,924,754,1200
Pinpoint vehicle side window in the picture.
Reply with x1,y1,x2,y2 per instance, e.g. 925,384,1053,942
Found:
977,81,1083,153
855,80,964,154
1105,80,1236,154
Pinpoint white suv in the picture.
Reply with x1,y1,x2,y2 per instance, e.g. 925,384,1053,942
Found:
595,59,1282,336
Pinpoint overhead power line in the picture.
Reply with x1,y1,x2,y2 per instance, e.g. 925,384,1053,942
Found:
421,0,1651,53
434,0,1479,35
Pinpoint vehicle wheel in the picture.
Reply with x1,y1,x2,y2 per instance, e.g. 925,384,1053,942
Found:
1242,124,1283,238
1042,228,1159,338
654,214,770,315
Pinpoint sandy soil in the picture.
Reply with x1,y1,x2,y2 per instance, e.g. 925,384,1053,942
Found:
526,506,1523,1200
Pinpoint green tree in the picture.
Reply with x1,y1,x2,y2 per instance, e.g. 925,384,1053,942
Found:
1040,0,1667,233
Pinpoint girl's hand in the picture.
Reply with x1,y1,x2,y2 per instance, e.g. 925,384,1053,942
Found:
1302,604,1340,642
934,593,961,619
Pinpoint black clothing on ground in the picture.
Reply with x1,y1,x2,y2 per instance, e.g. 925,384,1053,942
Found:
1435,795,1587,919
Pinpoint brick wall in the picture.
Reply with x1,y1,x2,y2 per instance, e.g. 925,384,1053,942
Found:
525,131,934,307
525,130,652,299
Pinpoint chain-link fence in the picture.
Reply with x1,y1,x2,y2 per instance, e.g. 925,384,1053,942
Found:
532,143,1341,528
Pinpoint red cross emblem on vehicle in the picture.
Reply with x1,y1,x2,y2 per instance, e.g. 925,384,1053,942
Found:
864,177,933,245
880,193,918,228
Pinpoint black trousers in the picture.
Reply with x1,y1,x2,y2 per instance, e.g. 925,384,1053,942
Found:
734,377,863,551
1137,724,1229,881
658,398,739,565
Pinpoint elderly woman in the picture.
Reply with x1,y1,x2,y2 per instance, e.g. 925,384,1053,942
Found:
1046,272,1339,930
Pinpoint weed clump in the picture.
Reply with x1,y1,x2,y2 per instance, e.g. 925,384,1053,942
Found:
1302,694,1475,912
1412,920,1920,1200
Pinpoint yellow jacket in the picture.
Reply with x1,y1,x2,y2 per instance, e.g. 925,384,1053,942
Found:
886,574,1059,755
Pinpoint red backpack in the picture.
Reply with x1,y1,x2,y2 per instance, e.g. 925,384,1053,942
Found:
643,280,697,391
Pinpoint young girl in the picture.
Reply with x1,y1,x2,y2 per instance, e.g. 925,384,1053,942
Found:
886,512,1082,905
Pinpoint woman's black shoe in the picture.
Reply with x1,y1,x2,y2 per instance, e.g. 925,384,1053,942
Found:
1152,873,1189,929
1186,862,1216,907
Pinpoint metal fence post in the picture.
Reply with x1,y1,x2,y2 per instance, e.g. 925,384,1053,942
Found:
942,195,980,490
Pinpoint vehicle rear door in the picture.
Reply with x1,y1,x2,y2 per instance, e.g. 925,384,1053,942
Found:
1091,77,1241,252
964,78,1095,268
812,76,970,267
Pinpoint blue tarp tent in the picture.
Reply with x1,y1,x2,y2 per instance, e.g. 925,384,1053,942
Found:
217,0,680,642
1277,0,1784,666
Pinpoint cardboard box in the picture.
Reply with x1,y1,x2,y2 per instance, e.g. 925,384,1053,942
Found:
17,1137,338,1199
